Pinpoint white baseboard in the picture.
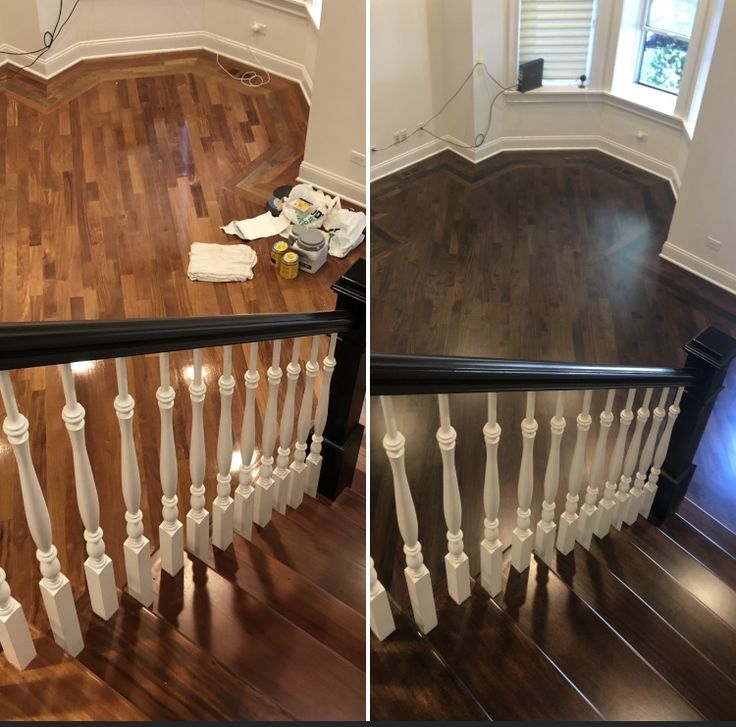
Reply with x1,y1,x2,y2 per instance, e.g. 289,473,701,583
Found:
297,161,365,206
660,242,736,296
370,137,445,181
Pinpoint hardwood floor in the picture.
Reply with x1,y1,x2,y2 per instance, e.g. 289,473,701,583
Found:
370,149,736,603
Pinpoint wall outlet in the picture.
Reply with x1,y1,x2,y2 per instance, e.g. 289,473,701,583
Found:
251,22,267,34
393,129,408,142
636,130,648,141
350,150,366,166
706,236,722,252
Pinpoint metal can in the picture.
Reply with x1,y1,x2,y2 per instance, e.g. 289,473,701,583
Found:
279,251,300,280
271,240,290,267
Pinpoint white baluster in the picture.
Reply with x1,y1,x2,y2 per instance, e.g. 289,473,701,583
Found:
253,340,282,527
273,339,301,514
380,396,437,634
186,349,209,560
641,387,684,518
0,567,36,670
306,333,338,498
535,392,566,565
114,358,154,606
556,390,592,555
511,392,538,573
480,393,503,597
436,395,470,604
212,346,235,550
0,371,84,656
577,390,615,549
613,388,652,530
594,388,635,539
288,337,320,509
626,389,668,525
370,557,396,641
234,343,259,540
157,352,183,575
60,364,119,620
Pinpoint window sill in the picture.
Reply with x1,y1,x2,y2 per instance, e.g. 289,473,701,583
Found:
610,83,677,116
304,0,322,29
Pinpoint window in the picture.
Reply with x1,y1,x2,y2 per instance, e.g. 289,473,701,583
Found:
636,0,698,94
518,0,598,85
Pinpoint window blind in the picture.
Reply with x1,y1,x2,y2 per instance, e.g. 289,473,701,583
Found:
518,0,597,83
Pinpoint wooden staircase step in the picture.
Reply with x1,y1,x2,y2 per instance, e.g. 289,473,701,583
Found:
250,508,364,613
334,486,366,529
499,554,704,720
151,553,365,721
678,498,736,557
209,537,365,670
427,583,602,720
588,525,736,679
0,625,145,721
74,590,292,721
371,606,489,721
555,542,736,719
627,519,736,631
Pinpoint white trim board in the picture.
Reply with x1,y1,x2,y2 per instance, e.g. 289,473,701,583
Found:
297,161,365,206
661,242,736,296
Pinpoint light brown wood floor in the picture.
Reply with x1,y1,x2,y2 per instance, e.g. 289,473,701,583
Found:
0,52,363,631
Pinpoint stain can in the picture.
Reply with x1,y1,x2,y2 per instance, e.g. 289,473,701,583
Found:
271,240,290,267
279,251,300,280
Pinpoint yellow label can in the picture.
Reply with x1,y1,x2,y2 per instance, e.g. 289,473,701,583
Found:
271,241,290,267
280,251,300,280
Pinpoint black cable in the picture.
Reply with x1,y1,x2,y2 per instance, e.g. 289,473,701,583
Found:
2,1,64,56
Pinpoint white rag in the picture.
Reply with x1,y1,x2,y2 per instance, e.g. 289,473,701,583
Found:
187,242,257,282
221,212,289,240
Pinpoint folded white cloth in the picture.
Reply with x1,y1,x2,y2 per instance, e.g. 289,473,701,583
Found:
221,212,289,240
187,242,257,282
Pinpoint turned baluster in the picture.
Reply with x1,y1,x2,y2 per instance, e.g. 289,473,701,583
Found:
594,388,635,539
157,352,183,575
511,392,538,573
0,371,84,655
254,340,282,527
288,337,320,509
213,346,235,550
186,349,209,560
436,395,470,604
480,393,503,597
273,339,302,514
234,343,259,539
370,557,396,641
557,390,592,555
642,387,684,518
114,358,154,605
0,567,36,670
578,390,615,549
535,392,566,565
380,396,437,634
613,388,652,529
306,333,338,497
60,364,119,620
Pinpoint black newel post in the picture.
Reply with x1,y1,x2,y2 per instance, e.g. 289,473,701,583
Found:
650,327,736,524
316,258,366,500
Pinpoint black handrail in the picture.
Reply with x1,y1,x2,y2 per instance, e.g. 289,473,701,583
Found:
0,310,355,370
371,353,700,395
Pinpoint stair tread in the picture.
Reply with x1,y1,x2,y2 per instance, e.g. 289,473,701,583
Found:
335,486,366,527
589,523,736,679
371,606,489,721
75,590,292,721
427,583,602,720
210,535,365,669
556,539,736,719
499,553,704,720
0,625,146,721
678,498,736,557
289,492,365,552
250,507,365,613
151,553,365,720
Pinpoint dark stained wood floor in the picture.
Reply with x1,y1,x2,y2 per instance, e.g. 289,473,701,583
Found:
370,150,736,602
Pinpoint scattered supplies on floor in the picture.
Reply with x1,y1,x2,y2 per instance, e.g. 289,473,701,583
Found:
324,205,366,258
187,242,257,282
281,184,339,228
220,212,289,240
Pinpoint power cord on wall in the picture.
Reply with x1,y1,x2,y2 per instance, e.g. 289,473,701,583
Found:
216,50,271,89
371,61,517,152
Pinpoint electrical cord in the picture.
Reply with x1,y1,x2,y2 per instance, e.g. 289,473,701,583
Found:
216,47,271,88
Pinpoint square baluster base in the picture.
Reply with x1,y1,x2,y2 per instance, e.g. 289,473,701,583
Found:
84,554,119,620
480,539,503,597
445,552,470,605
404,565,437,634
124,536,154,607
370,581,396,641
511,528,533,573
624,489,642,525
272,469,290,515
577,506,597,550
287,462,307,509
233,487,254,541
534,522,556,566
159,521,184,576
186,511,210,562
305,454,322,498
253,482,274,528
40,575,84,657
594,498,617,539
612,492,629,530
212,497,234,551
0,598,36,670
556,514,578,555
640,483,657,518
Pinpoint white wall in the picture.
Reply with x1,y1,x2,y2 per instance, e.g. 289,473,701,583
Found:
662,0,736,294
298,0,365,203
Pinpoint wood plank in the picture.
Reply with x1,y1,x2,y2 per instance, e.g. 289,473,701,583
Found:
334,486,366,528
678,497,736,557
151,553,365,721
